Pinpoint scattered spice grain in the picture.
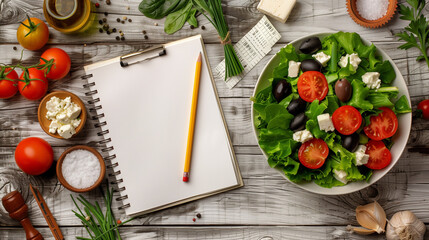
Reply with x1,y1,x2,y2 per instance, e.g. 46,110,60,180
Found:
154,22,158,26
106,30,111,35
121,36,125,41
112,28,117,33
116,18,120,22
85,216,91,221
102,18,107,23
196,213,202,218
106,0,111,5
95,3,100,8
98,19,103,25
121,20,125,24
142,30,146,34
117,220,122,224
190,25,195,29
201,25,206,30
120,32,124,36
192,218,196,222
13,46,17,50
104,12,108,16
127,6,130,10
116,36,120,41
99,28,103,33
123,16,127,20
128,19,132,22
144,35,148,40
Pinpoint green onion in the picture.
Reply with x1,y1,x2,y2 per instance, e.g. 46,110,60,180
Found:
71,187,134,240
193,0,244,79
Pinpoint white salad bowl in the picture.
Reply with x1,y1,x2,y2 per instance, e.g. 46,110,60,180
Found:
251,32,412,195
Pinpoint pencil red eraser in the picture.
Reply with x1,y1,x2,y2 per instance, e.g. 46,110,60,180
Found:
183,176,189,182
183,172,189,182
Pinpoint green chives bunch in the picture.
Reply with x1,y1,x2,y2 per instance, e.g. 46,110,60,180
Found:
71,188,133,240
193,0,244,79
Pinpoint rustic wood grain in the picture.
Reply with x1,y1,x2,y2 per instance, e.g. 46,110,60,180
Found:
1,0,429,239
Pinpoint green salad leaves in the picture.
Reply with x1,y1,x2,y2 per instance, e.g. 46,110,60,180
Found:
252,32,411,188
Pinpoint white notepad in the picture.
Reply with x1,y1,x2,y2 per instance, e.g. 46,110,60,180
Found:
83,35,243,217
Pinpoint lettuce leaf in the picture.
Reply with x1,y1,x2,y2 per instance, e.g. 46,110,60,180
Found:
394,95,412,114
333,32,377,58
346,79,373,110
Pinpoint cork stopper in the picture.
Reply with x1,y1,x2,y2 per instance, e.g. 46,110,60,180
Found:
346,0,398,28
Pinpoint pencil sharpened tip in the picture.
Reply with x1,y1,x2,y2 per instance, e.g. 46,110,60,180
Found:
197,52,202,62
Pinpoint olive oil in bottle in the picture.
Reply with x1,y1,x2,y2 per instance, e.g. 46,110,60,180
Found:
44,0,94,33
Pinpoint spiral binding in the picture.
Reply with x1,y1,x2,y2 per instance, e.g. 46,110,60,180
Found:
82,74,130,210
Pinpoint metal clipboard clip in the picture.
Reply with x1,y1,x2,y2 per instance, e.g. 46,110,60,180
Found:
120,45,167,67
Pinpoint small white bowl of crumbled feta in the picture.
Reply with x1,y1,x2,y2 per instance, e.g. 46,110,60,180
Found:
38,91,87,139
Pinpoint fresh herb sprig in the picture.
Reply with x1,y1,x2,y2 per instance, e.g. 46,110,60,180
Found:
193,0,244,79
397,0,429,69
71,188,134,240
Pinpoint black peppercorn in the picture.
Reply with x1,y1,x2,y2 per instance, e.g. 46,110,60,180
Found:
102,18,107,22
116,36,120,40
142,30,146,34
121,36,125,41
106,0,111,5
106,30,111,35
98,19,103,25
201,25,205,30
13,46,17,50
128,19,132,22
99,28,103,33
104,12,108,16
144,35,148,39
112,28,116,33
196,213,201,218
190,25,195,29
116,18,120,22
121,20,125,24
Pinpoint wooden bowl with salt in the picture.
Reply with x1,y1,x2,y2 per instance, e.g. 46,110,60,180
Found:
347,0,397,28
56,145,106,193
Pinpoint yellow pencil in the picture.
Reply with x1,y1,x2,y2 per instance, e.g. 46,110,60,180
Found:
183,52,202,182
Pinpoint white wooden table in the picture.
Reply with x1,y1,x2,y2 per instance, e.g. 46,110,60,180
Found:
1,0,428,239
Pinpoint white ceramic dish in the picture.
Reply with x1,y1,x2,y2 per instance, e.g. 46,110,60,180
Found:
251,32,412,195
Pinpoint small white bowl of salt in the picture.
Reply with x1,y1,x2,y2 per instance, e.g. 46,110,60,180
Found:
57,146,106,193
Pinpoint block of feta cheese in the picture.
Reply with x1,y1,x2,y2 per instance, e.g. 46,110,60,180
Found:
293,129,313,143
317,113,335,132
354,145,369,166
288,60,301,77
339,53,361,70
257,0,297,23
361,72,381,89
333,169,348,184
312,52,331,67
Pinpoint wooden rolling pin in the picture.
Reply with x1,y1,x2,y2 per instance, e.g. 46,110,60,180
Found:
2,190,44,240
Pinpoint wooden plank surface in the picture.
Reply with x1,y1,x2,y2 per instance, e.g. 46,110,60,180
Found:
1,0,429,239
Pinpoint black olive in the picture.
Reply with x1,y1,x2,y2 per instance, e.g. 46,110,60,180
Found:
299,37,322,54
301,59,323,72
341,133,359,152
290,112,307,131
287,98,307,115
272,80,291,102
335,78,352,102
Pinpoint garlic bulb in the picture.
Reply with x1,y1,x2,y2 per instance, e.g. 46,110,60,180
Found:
386,211,426,240
351,201,387,235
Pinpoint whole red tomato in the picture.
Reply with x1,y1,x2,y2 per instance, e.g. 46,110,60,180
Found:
418,99,429,120
16,17,49,51
18,68,48,100
40,48,71,80
0,68,19,99
15,137,54,175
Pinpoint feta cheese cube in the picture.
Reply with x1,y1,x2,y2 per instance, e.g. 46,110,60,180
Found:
288,61,301,78
355,152,369,166
71,119,81,128
49,120,62,134
66,103,82,119
312,52,331,67
339,53,361,71
257,0,297,23
354,145,369,166
293,129,313,143
317,113,335,132
333,169,348,184
362,72,381,89
58,124,75,139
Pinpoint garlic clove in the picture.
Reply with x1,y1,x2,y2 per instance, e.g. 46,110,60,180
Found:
386,211,426,240
355,201,387,234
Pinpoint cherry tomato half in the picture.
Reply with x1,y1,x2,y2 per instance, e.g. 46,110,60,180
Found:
417,99,429,120
363,107,398,141
365,140,392,170
332,105,362,135
40,48,71,80
297,71,329,102
298,138,329,169
18,68,48,100
15,137,53,175
0,68,18,99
